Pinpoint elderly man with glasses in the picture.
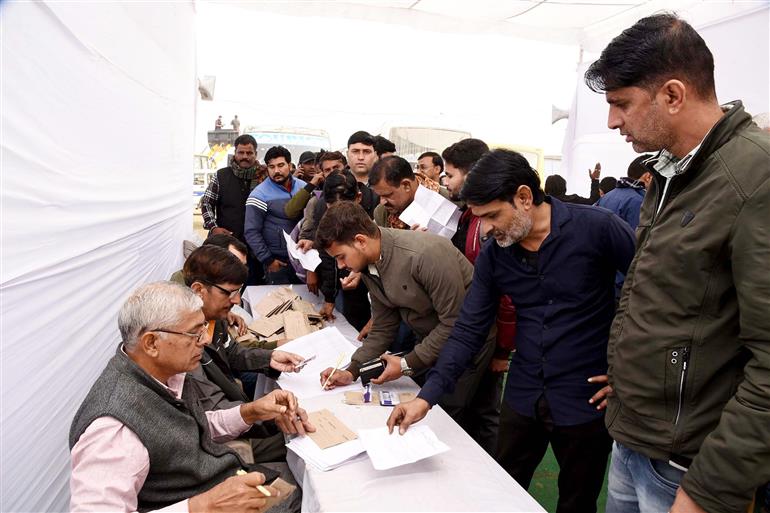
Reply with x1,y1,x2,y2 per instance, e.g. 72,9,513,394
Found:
69,281,314,512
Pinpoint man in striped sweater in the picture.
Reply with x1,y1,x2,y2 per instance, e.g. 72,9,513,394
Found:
244,145,306,285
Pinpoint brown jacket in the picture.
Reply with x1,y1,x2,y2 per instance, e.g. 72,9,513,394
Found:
349,227,494,377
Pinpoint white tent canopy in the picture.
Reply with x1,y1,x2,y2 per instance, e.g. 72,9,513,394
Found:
218,0,768,51
1,1,768,511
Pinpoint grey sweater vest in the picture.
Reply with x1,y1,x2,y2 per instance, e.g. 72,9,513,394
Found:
69,347,245,511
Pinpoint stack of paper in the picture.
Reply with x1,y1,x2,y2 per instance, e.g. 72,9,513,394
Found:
277,327,362,400
286,434,365,472
285,407,365,471
238,291,325,345
252,286,298,317
398,185,461,238
284,231,322,271
357,425,450,470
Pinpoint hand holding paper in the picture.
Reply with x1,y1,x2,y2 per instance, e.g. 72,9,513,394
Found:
386,398,431,435
358,425,450,470
398,185,460,238
283,231,322,271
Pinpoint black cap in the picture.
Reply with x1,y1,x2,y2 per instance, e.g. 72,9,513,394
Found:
299,151,316,164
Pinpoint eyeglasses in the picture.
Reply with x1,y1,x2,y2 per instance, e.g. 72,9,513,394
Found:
150,321,210,343
203,281,242,299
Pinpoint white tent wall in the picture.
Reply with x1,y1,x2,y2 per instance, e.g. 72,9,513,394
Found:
0,2,196,511
561,5,770,196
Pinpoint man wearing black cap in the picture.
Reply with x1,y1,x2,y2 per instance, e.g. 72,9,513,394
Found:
296,151,317,182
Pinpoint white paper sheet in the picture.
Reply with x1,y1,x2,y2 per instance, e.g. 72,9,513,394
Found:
286,434,366,472
398,185,460,239
277,327,363,400
283,230,322,271
357,425,450,470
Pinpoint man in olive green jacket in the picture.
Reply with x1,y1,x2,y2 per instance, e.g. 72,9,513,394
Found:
585,13,770,513
315,201,496,438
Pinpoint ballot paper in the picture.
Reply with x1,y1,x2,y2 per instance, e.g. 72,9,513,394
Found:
277,327,362,400
398,185,461,239
357,425,450,470
286,433,366,472
306,409,358,449
283,230,322,271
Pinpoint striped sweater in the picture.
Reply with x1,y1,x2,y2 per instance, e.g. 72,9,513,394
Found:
244,177,306,264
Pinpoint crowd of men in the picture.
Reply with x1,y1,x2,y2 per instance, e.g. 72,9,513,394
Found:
70,14,769,513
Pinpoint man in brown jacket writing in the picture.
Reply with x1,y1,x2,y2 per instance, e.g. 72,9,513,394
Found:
315,201,496,443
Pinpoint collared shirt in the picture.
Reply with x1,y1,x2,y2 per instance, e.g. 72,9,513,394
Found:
419,198,636,426
70,370,250,513
649,104,730,217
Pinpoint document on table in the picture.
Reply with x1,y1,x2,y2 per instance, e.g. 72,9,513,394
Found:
306,409,358,449
286,432,366,472
357,425,450,470
277,327,362,400
398,185,460,238
283,230,322,271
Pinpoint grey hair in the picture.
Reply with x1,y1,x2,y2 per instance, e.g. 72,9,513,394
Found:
752,112,770,130
118,281,203,351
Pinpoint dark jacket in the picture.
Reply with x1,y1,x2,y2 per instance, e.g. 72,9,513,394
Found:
607,101,770,513
203,319,278,381
358,181,379,218
310,195,372,332
187,320,278,439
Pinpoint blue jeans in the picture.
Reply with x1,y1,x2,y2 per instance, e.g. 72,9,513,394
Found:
606,442,685,513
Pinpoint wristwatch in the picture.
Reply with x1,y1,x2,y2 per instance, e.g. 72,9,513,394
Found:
399,357,414,377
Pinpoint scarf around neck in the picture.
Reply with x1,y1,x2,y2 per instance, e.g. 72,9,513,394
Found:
231,158,266,189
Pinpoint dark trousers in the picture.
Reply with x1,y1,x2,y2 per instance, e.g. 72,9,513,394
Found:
459,367,502,456
496,395,612,513
412,338,499,453
263,261,301,285
247,251,265,286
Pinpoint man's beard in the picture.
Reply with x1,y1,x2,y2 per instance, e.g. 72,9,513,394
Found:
495,214,533,248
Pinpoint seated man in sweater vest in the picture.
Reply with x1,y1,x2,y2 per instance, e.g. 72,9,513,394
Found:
69,281,314,512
